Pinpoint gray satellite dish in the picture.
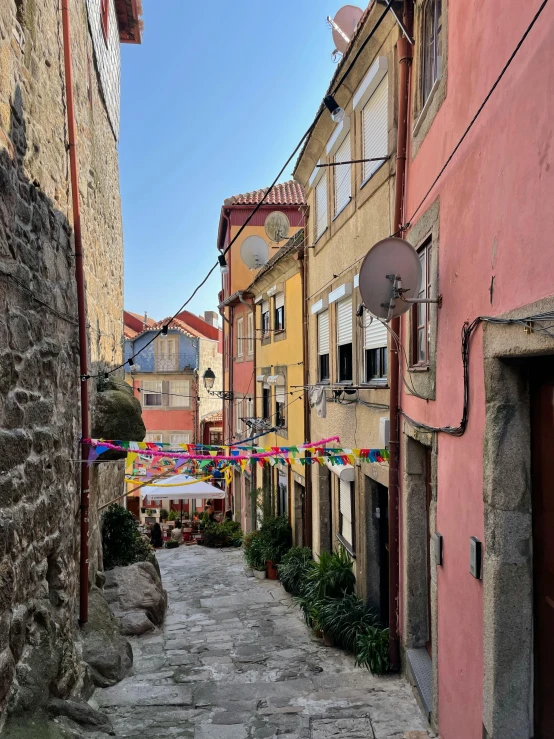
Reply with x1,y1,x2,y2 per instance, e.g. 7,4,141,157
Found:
328,5,363,55
265,211,291,243
240,235,270,270
359,237,422,321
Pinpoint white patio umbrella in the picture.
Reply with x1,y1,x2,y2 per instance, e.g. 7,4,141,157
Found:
141,474,225,504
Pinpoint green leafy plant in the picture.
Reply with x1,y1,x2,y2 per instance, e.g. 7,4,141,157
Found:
355,627,390,674
259,515,292,565
318,593,379,652
160,508,169,520
168,510,177,521
204,520,242,548
303,548,355,601
278,547,313,596
102,504,154,570
165,540,179,549
243,531,266,570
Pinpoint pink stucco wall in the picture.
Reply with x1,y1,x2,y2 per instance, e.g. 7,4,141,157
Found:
400,2,554,737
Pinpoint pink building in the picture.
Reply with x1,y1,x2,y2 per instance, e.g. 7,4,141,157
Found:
397,1,554,738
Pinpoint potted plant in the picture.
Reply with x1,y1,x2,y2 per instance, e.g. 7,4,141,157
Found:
244,531,266,578
258,515,292,578
160,508,169,523
168,510,177,521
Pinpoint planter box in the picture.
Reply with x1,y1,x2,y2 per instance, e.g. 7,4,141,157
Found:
253,569,267,580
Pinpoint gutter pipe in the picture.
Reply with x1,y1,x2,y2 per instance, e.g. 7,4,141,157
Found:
61,0,90,624
388,0,413,671
298,244,312,548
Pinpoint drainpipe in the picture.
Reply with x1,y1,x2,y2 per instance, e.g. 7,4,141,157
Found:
298,245,312,548
388,0,413,671
238,291,254,528
61,0,90,624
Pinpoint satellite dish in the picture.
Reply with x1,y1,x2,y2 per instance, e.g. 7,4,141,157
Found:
265,211,291,243
358,237,422,321
240,235,270,270
328,5,363,55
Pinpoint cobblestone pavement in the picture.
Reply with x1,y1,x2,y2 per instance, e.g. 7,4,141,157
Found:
94,546,432,739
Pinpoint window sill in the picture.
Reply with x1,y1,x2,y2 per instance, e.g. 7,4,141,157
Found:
413,76,442,137
332,197,352,222
337,533,356,558
336,380,354,386
359,161,387,190
360,381,389,389
409,365,430,373
317,379,331,385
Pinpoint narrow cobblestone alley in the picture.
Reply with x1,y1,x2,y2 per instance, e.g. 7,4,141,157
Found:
93,546,431,739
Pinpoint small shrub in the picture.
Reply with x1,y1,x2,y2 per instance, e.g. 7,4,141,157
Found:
259,515,292,565
102,504,154,570
278,547,312,596
160,509,169,520
168,510,177,521
318,593,379,652
204,520,242,548
303,548,355,601
165,540,179,549
355,627,390,674
243,531,266,570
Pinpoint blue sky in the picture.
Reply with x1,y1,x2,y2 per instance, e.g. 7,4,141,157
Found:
120,0,343,321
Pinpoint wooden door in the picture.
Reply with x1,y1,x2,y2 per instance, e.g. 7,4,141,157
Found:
531,363,554,736
378,483,389,627
425,448,432,656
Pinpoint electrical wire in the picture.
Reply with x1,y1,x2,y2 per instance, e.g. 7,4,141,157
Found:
0,271,79,325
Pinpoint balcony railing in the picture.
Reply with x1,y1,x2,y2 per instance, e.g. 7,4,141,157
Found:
154,353,197,372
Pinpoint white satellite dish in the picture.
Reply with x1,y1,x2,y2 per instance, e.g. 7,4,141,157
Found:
359,237,422,321
265,211,291,243
328,5,363,55
240,235,270,270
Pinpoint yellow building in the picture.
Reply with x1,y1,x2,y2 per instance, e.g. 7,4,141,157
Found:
293,6,399,613
245,231,307,544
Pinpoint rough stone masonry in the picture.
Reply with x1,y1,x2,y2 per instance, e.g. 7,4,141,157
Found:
0,0,141,720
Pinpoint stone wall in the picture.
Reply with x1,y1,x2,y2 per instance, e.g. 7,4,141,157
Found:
0,0,126,718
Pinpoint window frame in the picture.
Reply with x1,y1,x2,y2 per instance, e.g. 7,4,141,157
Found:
338,479,356,556
144,432,163,443
247,312,254,355
365,347,388,383
420,0,443,108
236,316,244,358
274,294,285,333
262,386,271,421
333,131,352,217
235,398,243,434
411,239,432,368
314,175,328,241
169,433,190,445
168,380,190,408
142,380,163,407
275,387,286,428
336,298,353,384
317,309,330,383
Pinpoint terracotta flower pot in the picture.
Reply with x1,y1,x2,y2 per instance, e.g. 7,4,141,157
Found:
266,560,279,580
322,631,335,647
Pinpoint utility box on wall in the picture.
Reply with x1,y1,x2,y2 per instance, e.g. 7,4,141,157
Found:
379,417,390,448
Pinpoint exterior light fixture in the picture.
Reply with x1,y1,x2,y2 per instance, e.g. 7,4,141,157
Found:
324,94,345,123
218,254,229,275
203,367,234,401
128,357,134,367
161,325,169,335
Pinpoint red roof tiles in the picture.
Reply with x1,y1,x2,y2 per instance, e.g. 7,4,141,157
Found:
224,180,305,207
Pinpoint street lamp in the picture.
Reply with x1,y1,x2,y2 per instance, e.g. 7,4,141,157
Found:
202,367,234,401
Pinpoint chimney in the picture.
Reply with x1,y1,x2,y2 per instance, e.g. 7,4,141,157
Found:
144,311,148,329
204,311,219,328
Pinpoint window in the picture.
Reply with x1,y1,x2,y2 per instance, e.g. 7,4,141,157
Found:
421,0,443,106
362,75,388,182
101,0,109,42
245,397,254,420
142,381,162,407
334,132,351,215
274,293,285,332
235,398,243,434
336,298,353,382
170,433,190,445
315,176,328,240
169,380,190,408
364,312,388,383
412,240,431,366
339,479,355,553
275,386,286,428
145,433,163,443
262,387,270,420
317,310,330,382
247,312,254,355
156,336,179,371
236,317,244,357
261,300,270,337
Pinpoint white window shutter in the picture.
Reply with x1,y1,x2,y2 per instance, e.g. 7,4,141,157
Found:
275,292,285,310
262,300,269,314
362,75,388,181
318,311,330,355
340,480,353,545
337,298,353,346
315,177,328,239
364,312,388,349
334,132,351,214
276,386,286,405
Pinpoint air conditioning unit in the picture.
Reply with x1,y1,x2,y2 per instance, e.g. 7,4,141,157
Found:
379,417,390,449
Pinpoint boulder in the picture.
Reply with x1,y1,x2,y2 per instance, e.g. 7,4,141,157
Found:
91,380,145,456
47,699,112,732
104,561,167,627
119,611,155,636
79,587,132,688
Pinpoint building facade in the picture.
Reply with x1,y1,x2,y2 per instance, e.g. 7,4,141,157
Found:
217,182,305,517
294,6,399,615
0,0,141,715
396,1,554,737
246,231,306,543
